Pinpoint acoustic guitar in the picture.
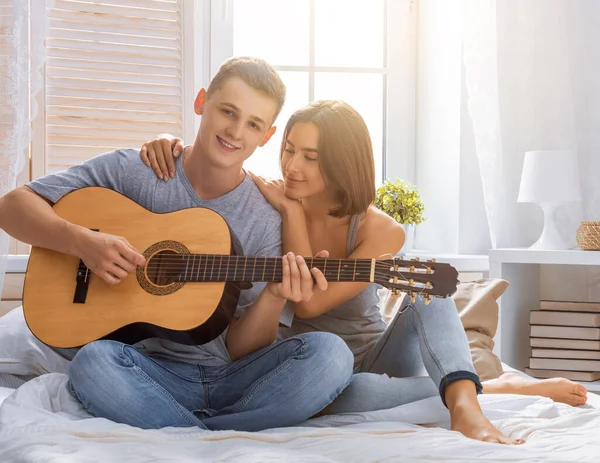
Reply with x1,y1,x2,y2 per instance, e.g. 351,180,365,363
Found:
23,187,459,348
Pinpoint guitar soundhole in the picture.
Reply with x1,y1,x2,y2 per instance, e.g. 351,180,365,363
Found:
137,240,189,296
146,250,181,286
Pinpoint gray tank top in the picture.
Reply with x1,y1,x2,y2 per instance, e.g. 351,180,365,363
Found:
278,214,387,369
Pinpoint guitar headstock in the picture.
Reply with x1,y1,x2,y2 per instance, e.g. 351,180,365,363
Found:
374,257,459,302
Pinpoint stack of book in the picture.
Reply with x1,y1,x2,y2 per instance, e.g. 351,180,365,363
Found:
527,300,600,382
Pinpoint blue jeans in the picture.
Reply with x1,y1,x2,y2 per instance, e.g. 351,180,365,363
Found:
325,295,482,414
68,331,353,431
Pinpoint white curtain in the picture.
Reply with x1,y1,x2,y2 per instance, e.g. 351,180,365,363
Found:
463,0,600,249
0,0,52,296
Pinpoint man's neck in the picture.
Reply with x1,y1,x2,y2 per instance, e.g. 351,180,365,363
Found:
183,144,246,200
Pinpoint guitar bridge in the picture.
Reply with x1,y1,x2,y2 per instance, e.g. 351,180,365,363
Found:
73,228,98,304
73,260,90,304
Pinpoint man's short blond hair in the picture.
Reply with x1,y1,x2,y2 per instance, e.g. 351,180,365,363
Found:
207,57,286,122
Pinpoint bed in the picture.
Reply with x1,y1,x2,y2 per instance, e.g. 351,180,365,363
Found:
1,366,600,462
2,282,600,463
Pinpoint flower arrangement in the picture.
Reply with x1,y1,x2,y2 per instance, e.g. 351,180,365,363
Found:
374,178,425,225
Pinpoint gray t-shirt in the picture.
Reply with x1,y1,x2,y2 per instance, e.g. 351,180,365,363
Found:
27,149,290,366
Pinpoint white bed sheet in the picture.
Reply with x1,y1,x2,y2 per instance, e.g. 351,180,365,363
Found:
0,387,13,408
1,372,600,462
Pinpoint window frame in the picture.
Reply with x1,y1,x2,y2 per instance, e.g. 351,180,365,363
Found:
206,0,417,184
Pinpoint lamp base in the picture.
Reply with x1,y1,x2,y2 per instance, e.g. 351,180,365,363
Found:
529,202,571,250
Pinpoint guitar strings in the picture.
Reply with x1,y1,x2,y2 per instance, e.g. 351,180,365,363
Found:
142,269,433,280
131,256,441,293
140,262,419,275
142,267,433,281
142,259,437,278
142,263,435,277
142,262,435,277
142,258,434,269
136,268,436,292
143,262,415,270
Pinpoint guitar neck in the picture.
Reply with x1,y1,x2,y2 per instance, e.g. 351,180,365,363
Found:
175,255,376,283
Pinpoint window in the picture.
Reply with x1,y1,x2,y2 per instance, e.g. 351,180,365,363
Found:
32,0,194,178
208,0,416,183
28,0,416,183
13,0,415,256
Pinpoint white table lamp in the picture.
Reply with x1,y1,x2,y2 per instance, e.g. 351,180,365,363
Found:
518,150,582,250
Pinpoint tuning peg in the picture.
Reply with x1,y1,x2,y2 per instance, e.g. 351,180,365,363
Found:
425,282,432,289
424,295,433,305
426,267,433,274
409,279,415,287
409,265,415,273
411,257,421,262
427,258,436,263
410,292,417,303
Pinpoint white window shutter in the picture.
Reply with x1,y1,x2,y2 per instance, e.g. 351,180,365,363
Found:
45,0,186,174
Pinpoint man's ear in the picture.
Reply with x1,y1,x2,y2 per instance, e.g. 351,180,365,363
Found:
259,126,277,147
194,88,207,115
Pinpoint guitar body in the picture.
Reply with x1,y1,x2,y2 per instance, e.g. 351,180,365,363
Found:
23,187,241,348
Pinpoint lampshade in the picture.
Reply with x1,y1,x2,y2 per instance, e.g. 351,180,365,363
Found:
518,150,582,203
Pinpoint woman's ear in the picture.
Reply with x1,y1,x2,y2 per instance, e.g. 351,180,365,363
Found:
194,88,207,115
259,126,277,147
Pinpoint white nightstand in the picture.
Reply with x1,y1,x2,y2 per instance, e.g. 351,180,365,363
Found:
489,248,600,393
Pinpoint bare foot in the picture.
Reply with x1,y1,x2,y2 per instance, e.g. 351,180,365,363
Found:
451,404,525,445
483,373,588,406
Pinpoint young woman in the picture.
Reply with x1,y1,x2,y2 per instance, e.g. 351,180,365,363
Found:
140,100,587,444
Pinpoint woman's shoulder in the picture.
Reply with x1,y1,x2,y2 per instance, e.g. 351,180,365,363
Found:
355,206,405,251
363,206,403,232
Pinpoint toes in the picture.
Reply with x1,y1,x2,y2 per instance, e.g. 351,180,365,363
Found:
568,392,588,406
563,380,587,396
497,435,524,445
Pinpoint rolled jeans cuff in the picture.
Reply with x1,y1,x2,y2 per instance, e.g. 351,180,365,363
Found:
439,370,483,408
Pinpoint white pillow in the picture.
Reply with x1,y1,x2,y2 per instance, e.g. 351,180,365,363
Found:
0,306,70,376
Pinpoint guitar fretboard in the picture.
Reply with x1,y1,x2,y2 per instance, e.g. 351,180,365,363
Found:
167,255,375,283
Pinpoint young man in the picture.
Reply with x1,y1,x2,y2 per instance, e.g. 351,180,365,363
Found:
0,57,353,431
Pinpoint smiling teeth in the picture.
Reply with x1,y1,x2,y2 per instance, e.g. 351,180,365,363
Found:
219,138,237,149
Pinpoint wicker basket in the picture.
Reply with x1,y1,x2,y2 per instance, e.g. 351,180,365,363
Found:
576,222,600,250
